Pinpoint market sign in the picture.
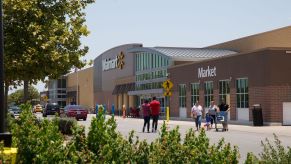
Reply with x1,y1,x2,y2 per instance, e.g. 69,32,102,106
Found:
102,52,125,71
198,66,216,78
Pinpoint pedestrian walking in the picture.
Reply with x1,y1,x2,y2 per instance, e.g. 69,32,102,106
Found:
142,100,151,133
150,97,160,132
191,101,203,131
204,112,211,131
219,99,230,131
208,101,219,129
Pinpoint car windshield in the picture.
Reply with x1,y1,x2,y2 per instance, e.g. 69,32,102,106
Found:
47,104,59,109
9,106,20,111
64,105,85,111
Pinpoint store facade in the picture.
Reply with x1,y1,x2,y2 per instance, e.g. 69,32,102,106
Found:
93,44,141,111
168,48,291,124
93,44,235,112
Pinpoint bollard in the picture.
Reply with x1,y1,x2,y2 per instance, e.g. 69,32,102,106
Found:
95,104,98,117
103,104,106,118
0,147,17,164
111,104,115,116
166,106,169,122
122,105,126,119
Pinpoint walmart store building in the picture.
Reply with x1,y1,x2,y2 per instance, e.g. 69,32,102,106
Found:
94,26,291,125
93,44,234,113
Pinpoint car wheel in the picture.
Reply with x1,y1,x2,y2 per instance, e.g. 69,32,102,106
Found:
83,118,87,121
43,113,47,117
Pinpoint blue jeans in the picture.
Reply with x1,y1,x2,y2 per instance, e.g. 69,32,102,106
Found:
195,115,202,130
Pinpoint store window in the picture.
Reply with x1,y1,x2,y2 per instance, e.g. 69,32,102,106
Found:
236,78,249,108
179,84,186,108
204,81,213,107
191,83,199,106
219,80,230,103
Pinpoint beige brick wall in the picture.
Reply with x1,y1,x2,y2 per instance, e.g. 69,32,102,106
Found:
208,26,291,52
67,67,94,108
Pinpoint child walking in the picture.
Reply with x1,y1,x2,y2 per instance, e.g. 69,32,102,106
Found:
204,113,211,131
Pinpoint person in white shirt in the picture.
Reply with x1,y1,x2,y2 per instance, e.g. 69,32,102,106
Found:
191,101,203,131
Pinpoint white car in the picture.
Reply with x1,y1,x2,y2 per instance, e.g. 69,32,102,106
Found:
9,106,21,118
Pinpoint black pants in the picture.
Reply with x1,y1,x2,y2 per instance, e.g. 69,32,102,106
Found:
210,115,216,126
152,115,159,131
143,116,150,132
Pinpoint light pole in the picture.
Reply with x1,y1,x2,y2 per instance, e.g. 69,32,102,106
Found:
76,68,78,105
0,0,4,133
0,0,12,147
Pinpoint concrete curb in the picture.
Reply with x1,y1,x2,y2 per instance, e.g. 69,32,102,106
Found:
159,116,283,126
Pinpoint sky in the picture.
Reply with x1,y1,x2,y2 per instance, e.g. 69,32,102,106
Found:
33,0,291,92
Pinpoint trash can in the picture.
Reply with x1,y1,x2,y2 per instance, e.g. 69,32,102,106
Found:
252,104,263,126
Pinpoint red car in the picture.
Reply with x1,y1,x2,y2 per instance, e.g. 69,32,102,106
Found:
64,105,88,121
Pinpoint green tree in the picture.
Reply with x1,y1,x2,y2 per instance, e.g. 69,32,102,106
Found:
8,86,40,105
3,0,95,101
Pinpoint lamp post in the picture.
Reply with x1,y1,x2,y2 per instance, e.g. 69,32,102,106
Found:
0,0,12,147
0,0,4,134
76,68,78,105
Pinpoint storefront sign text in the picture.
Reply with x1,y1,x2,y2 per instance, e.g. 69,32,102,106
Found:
102,52,125,71
198,66,216,78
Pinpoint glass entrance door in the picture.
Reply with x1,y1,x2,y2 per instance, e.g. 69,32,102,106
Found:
138,96,165,115
219,80,230,120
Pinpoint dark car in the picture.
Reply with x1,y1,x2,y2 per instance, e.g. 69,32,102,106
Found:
43,103,60,117
64,105,88,121
9,106,21,118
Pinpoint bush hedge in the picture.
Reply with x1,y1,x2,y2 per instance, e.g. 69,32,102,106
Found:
6,103,291,163
54,117,77,135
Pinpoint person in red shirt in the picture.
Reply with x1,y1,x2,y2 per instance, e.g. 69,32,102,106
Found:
142,99,151,133
150,96,160,132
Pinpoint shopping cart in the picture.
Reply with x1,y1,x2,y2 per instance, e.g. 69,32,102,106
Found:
215,111,227,132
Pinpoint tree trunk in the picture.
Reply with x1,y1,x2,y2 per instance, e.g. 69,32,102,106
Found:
23,80,29,103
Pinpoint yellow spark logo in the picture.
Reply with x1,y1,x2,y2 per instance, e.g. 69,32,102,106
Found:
117,51,125,69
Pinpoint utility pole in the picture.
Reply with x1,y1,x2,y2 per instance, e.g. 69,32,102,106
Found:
0,0,12,147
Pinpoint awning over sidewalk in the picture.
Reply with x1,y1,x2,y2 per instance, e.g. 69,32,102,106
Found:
112,83,135,95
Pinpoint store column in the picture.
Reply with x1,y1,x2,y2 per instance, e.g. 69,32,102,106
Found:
123,93,128,110
118,94,123,115
129,95,136,109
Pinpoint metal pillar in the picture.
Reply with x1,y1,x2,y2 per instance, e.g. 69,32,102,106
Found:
0,0,5,133
0,0,12,147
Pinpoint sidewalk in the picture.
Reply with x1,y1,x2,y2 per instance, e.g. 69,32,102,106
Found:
113,115,291,137
166,119,291,137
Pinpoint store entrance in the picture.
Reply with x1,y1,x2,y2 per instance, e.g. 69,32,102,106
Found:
138,95,165,115
219,80,230,120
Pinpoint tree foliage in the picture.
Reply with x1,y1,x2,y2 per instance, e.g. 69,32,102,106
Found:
8,86,40,105
3,0,95,86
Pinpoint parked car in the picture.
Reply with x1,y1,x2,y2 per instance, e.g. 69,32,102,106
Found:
33,104,43,113
64,105,88,121
43,103,60,117
9,106,21,118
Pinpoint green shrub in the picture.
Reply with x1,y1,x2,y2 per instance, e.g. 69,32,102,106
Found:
87,109,132,163
7,104,253,163
245,134,291,164
54,117,77,135
148,122,240,163
0,141,4,163
10,104,67,163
